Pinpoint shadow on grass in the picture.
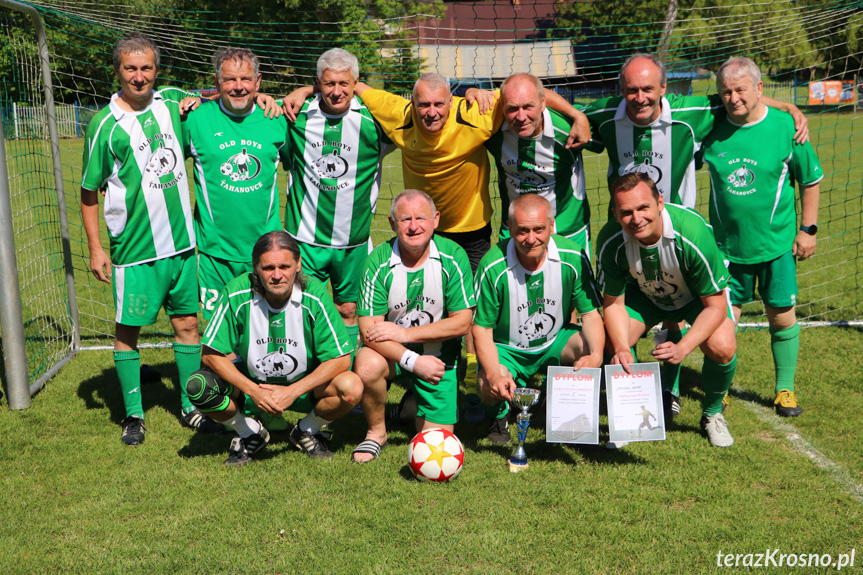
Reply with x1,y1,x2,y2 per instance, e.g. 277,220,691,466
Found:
76,360,189,424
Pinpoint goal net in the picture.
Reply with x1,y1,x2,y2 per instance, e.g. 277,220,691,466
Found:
1,0,861,389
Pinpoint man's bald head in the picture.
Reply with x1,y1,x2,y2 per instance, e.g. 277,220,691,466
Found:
508,193,552,226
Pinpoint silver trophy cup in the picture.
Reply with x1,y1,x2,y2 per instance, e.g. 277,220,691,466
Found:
509,387,541,472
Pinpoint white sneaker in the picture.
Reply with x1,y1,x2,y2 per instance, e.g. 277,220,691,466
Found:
701,413,734,447
605,441,630,450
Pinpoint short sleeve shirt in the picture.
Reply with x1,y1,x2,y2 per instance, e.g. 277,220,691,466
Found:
81,88,195,266
485,107,589,238
203,274,351,384
185,100,288,263
360,89,505,233
701,108,823,264
284,94,393,248
357,236,475,364
583,94,721,208
596,204,730,311
474,235,600,350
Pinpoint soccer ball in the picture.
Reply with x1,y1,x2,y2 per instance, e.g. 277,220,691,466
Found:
220,162,232,175
407,428,464,483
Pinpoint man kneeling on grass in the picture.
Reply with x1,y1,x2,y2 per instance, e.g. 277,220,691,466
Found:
185,231,362,465
351,190,475,462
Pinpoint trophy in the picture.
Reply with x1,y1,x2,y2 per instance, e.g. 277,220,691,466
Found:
509,387,541,472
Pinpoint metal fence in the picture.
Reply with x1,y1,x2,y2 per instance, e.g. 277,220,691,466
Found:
1,102,99,139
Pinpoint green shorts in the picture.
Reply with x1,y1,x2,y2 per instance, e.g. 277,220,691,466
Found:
297,240,370,305
403,363,459,426
113,250,199,326
198,253,251,320
624,284,733,331
483,324,582,386
243,385,316,418
728,252,798,307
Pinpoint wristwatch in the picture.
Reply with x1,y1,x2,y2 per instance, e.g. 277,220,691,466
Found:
799,224,818,235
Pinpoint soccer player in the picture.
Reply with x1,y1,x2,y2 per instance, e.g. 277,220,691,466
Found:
597,173,738,447
351,190,475,462
282,48,394,357
485,73,590,250
700,57,822,417
473,194,604,445
186,48,288,321
81,33,202,445
185,231,363,465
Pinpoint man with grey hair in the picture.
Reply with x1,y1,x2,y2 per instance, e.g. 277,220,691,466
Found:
351,189,475,462
282,48,395,359
485,72,591,252
700,56,822,418
185,47,289,327
582,52,809,418
81,33,203,444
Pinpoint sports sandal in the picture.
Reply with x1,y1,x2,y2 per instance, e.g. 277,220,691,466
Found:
351,438,388,463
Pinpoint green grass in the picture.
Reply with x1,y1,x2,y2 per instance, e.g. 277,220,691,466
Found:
1,327,862,573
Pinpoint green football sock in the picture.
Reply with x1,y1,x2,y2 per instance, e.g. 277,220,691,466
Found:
114,349,143,419
660,328,686,396
173,343,201,414
770,323,800,393
702,354,737,416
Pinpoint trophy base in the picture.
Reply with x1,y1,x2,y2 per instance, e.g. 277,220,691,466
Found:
508,460,529,473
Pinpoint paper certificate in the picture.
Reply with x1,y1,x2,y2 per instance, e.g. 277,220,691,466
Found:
545,366,601,444
604,362,666,443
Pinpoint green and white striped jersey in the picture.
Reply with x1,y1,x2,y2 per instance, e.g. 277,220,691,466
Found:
203,274,350,384
81,88,195,266
485,108,589,238
701,108,823,264
584,94,720,209
474,236,600,351
596,204,730,311
186,100,288,263
284,95,393,248
357,236,475,364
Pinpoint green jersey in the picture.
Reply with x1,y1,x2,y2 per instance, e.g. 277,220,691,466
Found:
474,235,599,351
485,108,589,238
81,88,195,267
203,274,350,384
186,100,288,263
701,108,823,264
284,95,392,248
357,236,475,364
584,94,720,208
596,204,730,311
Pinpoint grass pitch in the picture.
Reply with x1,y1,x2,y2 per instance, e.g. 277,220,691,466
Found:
1,326,862,574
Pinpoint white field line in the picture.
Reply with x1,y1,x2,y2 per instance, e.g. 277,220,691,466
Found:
739,398,863,504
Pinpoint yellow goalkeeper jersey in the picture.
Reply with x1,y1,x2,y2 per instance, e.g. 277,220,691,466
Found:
360,89,503,233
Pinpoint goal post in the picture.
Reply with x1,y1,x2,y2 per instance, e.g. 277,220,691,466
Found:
0,0,79,408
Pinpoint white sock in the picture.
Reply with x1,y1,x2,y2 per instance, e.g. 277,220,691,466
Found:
298,411,331,434
224,411,262,438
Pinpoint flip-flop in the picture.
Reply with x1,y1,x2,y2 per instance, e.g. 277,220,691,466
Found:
351,438,388,463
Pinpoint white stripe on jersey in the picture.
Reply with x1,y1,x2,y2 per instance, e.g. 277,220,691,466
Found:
386,242,445,357
504,240,565,350
331,116,360,246
301,291,350,358
246,288,308,381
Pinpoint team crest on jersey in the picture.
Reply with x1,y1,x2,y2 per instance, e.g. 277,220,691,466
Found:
220,147,262,182
395,305,434,329
254,347,299,378
514,169,549,188
624,159,663,185
643,279,679,298
313,150,349,179
517,306,556,341
145,141,178,177
727,166,756,188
